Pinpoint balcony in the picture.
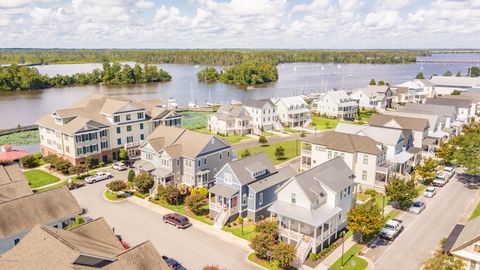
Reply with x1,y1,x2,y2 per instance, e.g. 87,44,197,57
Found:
301,149,311,156
125,140,143,149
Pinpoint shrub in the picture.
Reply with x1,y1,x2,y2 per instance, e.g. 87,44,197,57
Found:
67,215,85,230
133,173,154,194
241,149,251,158
364,189,378,197
272,242,296,269
118,149,128,160
185,193,208,215
258,135,268,146
191,187,208,197
157,185,184,205
21,155,39,168
69,164,88,176
236,216,243,224
127,170,135,182
84,156,96,169
107,180,127,192
255,219,278,235
250,233,278,260
274,146,286,160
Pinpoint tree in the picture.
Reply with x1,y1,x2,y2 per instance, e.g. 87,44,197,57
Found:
134,172,154,194
385,178,417,208
255,219,278,235
185,193,208,215
416,72,425,79
69,164,88,176
84,156,96,169
250,233,278,260
157,185,184,205
67,215,85,229
456,71,462,77
118,149,128,161
347,200,383,243
127,170,135,182
369,79,376,85
20,155,39,168
451,89,462,95
377,80,386,86
451,122,480,175
241,149,251,158
469,66,480,77
107,180,127,192
443,70,452,76
435,141,455,164
272,242,296,269
258,135,268,146
274,146,286,160
415,157,438,181
423,249,464,270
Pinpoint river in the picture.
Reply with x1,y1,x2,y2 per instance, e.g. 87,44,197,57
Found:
0,62,474,129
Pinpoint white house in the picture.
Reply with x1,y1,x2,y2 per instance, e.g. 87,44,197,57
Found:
268,157,355,263
300,132,388,189
313,90,358,120
446,216,480,270
207,104,252,136
272,96,310,127
430,76,480,95
392,79,436,104
426,97,476,123
242,99,279,133
349,85,394,111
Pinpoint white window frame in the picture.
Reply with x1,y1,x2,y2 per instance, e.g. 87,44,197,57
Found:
259,192,263,205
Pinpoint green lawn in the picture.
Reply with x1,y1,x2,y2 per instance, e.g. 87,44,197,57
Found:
219,134,251,144
328,244,368,270
261,131,277,138
150,199,213,225
309,116,340,130
179,111,212,130
23,169,60,188
247,253,297,270
104,190,124,201
283,127,301,134
356,193,371,202
222,224,257,241
33,181,66,193
470,201,480,220
357,109,376,123
236,140,301,165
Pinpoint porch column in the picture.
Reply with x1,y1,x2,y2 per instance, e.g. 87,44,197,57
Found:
221,196,224,211
288,218,291,244
228,197,231,215
313,226,317,253
298,222,301,242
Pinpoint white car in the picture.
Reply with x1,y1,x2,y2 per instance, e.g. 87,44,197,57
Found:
112,162,127,171
85,172,112,184
409,200,426,214
444,167,455,179
423,187,436,198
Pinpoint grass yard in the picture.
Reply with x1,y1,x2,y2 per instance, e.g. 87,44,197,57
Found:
283,127,301,134
328,244,368,270
179,111,211,130
470,201,480,220
357,109,377,123
236,140,301,165
220,134,250,144
309,116,340,130
261,131,277,138
33,181,66,193
150,198,213,225
104,190,122,201
356,193,371,202
222,224,257,241
0,130,40,145
247,253,297,270
23,169,60,188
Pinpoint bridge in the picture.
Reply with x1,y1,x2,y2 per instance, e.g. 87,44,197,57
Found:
417,50,480,63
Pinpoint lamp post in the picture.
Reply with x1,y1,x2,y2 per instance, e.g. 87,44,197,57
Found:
341,231,346,266
382,194,386,218
241,217,244,236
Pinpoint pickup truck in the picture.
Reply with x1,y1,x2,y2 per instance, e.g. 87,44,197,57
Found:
85,172,112,184
380,219,404,241
432,176,447,187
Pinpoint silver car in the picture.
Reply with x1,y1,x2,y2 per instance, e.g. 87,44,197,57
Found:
409,200,426,214
423,187,436,198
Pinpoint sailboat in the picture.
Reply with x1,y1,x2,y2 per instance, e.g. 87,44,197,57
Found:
420,62,424,70
205,89,213,107
167,97,178,109
188,82,197,108
293,66,297,71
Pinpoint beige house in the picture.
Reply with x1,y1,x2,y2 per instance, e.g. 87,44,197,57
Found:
207,104,252,135
445,216,480,270
0,164,81,254
135,126,232,190
36,93,182,165
392,79,436,104
0,217,170,270
301,132,388,189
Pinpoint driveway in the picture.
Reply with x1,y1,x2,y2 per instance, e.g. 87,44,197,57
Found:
71,171,259,270
367,173,479,270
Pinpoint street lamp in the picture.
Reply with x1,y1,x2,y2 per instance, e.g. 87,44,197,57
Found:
382,194,386,218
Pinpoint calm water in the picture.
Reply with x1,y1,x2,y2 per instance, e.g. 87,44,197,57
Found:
0,62,474,129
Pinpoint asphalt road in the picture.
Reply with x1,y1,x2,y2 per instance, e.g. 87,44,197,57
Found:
71,169,259,270
371,173,479,270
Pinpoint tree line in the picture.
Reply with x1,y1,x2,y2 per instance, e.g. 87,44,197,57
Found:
196,60,278,86
0,49,425,65
0,62,171,91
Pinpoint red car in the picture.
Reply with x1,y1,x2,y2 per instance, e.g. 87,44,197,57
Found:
163,213,191,229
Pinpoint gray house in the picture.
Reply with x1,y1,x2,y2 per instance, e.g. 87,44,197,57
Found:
209,153,296,227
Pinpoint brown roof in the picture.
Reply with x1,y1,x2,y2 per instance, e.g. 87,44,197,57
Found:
303,132,382,155
0,164,33,203
69,218,123,250
144,126,230,158
0,186,81,238
451,216,480,252
368,114,429,131
0,219,169,270
425,97,472,109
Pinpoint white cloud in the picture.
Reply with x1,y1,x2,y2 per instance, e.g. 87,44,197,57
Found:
135,0,154,9
0,0,33,9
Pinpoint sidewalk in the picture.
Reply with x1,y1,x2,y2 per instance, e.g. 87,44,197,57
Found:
127,196,252,251
318,237,357,268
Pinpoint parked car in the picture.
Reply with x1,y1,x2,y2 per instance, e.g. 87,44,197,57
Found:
423,187,436,198
162,256,187,270
112,162,127,171
163,213,191,229
432,177,447,187
444,166,455,179
85,172,112,184
380,219,404,241
409,200,426,214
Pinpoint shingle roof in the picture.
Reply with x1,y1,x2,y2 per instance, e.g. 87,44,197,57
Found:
228,153,278,185
292,157,354,202
243,99,274,108
303,132,382,155
248,166,297,192
368,114,429,131
0,186,81,238
400,103,457,118
382,111,439,130
430,76,480,87
217,104,252,118
426,97,472,109
69,217,124,250
451,216,480,251
0,164,34,203
335,123,404,146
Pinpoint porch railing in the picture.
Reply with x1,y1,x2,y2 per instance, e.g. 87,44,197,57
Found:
279,227,302,242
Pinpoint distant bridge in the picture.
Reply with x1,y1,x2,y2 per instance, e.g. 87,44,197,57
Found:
417,50,480,63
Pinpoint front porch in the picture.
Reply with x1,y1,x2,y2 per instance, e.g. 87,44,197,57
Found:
208,184,240,227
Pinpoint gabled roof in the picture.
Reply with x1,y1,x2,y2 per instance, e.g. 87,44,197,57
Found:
400,103,457,118
0,186,81,238
430,76,480,87
320,90,357,106
0,164,34,203
243,99,275,108
291,157,354,202
426,97,472,109
335,123,404,146
302,132,382,155
368,114,429,131
214,104,251,121
69,218,124,250
228,153,278,185
273,96,308,108
248,166,297,192
365,85,391,94
383,111,439,130
451,216,480,251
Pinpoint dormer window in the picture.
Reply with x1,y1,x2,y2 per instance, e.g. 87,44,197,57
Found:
126,114,131,121
252,169,267,178
55,118,63,125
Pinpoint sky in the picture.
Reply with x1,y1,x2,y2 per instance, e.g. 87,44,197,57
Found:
0,0,479,49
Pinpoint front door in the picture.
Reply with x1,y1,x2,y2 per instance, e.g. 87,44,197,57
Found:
231,196,238,208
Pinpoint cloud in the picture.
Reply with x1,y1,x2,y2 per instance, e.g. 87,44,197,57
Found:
0,0,34,9
135,0,154,9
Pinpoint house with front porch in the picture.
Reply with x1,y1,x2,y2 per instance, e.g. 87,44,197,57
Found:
313,90,358,120
208,153,296,227
300,131,388,190
272,96,310,127
242,99,280,134
207,104,252,136
134,126,232,191
268,157,355,263
349,85,394,111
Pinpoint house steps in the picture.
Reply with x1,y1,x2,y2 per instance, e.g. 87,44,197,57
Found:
294,235,313,266
274,121,285,132
214,211,229,229
303,119,312,128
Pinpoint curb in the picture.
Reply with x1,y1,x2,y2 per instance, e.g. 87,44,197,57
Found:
245,253,269,270
102,189,127,203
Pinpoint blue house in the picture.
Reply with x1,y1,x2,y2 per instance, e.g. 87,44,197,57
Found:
208,153,296,227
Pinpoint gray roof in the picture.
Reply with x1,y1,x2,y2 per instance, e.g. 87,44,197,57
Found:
228,153,278,185
242,99,275,108
293,157,354,202
0,164,33,203
451,216,480,251
368,114,429,132
425,97,472,109
336,123,404,146
268,200,342,227
303,132,382,155
209,184,238,198
418,79,435,87
133,160,155,172
217,104,251,119
400,103,457,118
248,166,297,192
